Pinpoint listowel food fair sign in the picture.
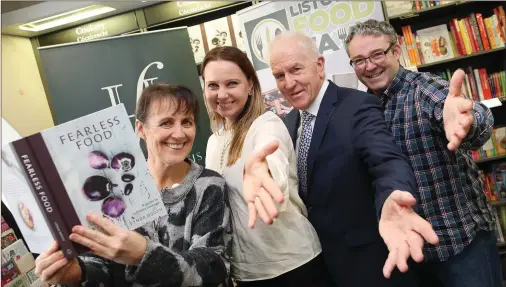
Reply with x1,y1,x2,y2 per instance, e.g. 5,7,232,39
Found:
237,1,385,92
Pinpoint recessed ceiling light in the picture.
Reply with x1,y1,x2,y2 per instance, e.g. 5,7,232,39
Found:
19,5,116,32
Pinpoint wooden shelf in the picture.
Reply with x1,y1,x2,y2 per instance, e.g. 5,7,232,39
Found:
388,1,474,20
416,47,506,69
490,201,506,207
475,154,506,164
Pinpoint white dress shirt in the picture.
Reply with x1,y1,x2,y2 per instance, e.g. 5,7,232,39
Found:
296,80,330,154
206,112,321,281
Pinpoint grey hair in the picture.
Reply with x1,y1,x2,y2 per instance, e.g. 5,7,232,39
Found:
267,31,320,62
344,19,397,55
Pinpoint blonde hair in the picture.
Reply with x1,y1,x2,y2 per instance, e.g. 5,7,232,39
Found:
201,46,264,166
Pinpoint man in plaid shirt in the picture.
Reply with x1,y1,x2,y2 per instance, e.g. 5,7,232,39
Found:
345,19,501,287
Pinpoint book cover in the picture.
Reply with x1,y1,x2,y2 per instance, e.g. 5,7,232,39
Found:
492,162,506,200
1,229,17,249
495,127,506,155
1,104,166,256
417,24,455,64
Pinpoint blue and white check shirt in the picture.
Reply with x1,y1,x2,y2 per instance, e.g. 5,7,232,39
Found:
380,66,495,262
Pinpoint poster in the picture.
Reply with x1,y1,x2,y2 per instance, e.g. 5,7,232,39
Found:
188,25,206,63
204,16,233,50
231,14,247,52
237,1,385,94
38,28,209,165
263,88,293,119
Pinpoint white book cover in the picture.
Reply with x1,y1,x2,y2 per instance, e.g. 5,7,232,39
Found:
417,24,455,64
1,104,165,256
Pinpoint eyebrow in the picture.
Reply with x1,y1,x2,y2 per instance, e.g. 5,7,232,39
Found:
352,48,384,59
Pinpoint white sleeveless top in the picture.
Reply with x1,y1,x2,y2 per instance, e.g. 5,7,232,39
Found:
206,112,321,281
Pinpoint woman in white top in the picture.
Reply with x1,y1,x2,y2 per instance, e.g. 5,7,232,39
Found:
201,46,332,286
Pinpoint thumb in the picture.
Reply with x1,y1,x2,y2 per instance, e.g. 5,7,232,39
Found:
389,190,416,207
448,69,465,98
250,140,279,164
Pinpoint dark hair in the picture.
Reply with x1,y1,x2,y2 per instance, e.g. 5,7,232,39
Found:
135,84,199,124
200,46,264,166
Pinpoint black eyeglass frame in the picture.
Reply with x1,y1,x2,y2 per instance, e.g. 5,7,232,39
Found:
349,42,395,68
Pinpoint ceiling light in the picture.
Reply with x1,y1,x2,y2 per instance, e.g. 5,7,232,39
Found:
18,5,116,32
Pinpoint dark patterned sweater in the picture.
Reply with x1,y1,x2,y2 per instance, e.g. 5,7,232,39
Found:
65,160,232,287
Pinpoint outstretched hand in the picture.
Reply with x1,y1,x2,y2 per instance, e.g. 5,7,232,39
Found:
379,191,439,278
443,69,474,151
243,140,284,228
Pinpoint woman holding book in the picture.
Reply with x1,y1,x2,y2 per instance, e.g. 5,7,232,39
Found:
200,46,330,286
34,84,232,287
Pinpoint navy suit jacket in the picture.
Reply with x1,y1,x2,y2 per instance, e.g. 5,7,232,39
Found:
284,81,418,287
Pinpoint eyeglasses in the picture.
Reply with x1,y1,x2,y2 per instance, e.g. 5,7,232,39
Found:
349,43,395,68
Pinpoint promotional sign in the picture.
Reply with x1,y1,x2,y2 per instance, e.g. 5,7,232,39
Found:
237,1,385,93
38,28,210,164
38,12,139,47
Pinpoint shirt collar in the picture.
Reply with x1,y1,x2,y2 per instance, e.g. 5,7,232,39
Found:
382,66,409,103
301,80,329,117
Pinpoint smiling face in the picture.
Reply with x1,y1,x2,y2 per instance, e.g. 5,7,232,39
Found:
136,97,195,167
269,38,325,111
347,34,401,95
203,60,252,126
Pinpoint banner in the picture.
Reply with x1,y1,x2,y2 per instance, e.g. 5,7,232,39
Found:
38,12,139,47
38,28,210,164
237,1,384,95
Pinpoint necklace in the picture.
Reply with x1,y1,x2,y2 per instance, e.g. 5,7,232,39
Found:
219,137,231,175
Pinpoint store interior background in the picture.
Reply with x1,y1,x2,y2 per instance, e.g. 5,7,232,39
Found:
1,0,506,286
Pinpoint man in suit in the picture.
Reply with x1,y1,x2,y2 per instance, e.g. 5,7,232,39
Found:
242,32,438,286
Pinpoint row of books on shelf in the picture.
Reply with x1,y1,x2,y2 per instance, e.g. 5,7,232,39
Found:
473,128,506,161
1,217,41,287
480,159,506,204
398,5,505,66
385,1,458,18
434,68,506,102
494,205,506,244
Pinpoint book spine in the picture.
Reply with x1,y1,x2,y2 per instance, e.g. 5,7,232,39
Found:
499,6,506,37
476,13,491,51
492,14,505,47
469,13,484,51
485,17,498,49
494,73,502,97
449,20,464,55
27,134,88,254
458,19,473,54
464,17,478,52
479,68,492,100
10,139,77,259
473,68,485,101
466,69,479,101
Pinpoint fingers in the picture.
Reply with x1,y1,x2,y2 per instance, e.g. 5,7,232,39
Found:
448,69,465,98
35,250,66,278
396,240,410,273
247,201,258,228
40,257,69,283
383,247,397,279
254,195,273,225
37,241,59,262
258,188,280,219
69,232,109,257
249,141,279,167
86,213,120,235
406,230,425,262
260,173,284,204
411,215,439,245
389,190,416,207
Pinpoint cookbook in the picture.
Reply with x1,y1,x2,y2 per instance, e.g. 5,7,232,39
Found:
1,104,165,258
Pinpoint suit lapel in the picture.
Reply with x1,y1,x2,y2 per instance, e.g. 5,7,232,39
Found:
284,109,300,149
306,82,338,188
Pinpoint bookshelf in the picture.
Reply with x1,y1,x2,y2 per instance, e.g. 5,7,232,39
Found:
476,154,506,165
417,47,505,69
388,1,475,21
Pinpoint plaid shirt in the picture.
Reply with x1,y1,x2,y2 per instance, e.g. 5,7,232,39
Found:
380,66,495,262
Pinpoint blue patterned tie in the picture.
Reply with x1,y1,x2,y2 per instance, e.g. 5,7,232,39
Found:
297,111,315,196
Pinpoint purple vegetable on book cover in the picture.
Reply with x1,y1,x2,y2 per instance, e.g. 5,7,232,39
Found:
111,152,135,172
82,175,115,201
88,151,109,169
102,197,126,218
